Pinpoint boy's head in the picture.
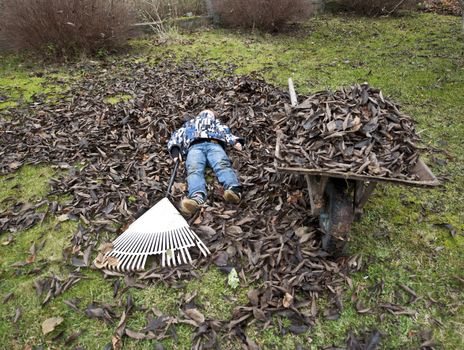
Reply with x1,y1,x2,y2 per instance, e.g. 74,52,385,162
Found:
183,110,218,124
199,109,216,118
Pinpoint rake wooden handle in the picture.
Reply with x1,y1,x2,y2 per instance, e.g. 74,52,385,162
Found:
165,158,180,198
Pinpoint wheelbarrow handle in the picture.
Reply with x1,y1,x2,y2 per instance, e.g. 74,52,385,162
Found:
165,158,181,198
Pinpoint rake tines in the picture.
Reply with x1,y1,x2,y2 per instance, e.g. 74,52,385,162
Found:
103,198,210,272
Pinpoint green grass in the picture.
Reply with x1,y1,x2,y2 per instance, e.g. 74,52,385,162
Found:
0,165,55,209
104,94,133,105
0,75,44,109
0,54,75,110
185,267,249,320
1,12,463,349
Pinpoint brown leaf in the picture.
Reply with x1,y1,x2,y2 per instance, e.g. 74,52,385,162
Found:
98,242,114,255
355,300,371,314
226,245,237,257
252,308,266,321
198,225,216,236
227,226,243,235
294,226,308,238
107,256,119,267
83,245,92,266
213,251,229,267
63,299,80,312
71,257,86,267
247,289,260,306
57,214,70,222
246,337,260,350
289,324,309,334
283,293,293,308
3,292,14,304
287,191,303,204
13,308,22,323
113,312,127,350
42,316,64,335
185,308,205,324
93,252,108,269
2,234,14,246
299,232,314,244
8,161,22,170
125,328,146,340
64,330,83,346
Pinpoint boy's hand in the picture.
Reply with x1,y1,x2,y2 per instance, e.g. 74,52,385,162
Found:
170,147,183,161
234,143,243,151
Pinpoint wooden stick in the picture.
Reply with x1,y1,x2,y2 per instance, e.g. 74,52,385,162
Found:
288,78,298,107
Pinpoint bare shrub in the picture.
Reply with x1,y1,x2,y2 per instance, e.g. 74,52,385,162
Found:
133,0,207,20
212,0,312,32
0,0,135,57
334,0,418,16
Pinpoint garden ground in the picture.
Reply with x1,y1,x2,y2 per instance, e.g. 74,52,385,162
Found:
0,13,463,349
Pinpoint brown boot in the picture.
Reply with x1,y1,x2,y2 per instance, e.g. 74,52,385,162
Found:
223,187,242,204
180,193,205,216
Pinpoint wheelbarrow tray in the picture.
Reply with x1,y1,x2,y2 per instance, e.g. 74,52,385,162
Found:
274,136,440,188
275,135,440,253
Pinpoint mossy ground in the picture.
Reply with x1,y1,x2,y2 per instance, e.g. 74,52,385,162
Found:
0,56,72,110
104,94,133,105
1,13,463,349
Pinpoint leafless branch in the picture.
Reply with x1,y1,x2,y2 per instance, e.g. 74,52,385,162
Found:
388,0,407,15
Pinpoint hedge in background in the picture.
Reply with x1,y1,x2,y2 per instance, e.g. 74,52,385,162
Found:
0,0,135,57
213,0,312,32
333,0,418,16
423,0,462,15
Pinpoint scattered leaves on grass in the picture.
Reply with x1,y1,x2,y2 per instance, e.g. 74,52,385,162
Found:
85,303,116,324
347,329,382,350
34,273,82,305
112,295,133,350
434,223,458,238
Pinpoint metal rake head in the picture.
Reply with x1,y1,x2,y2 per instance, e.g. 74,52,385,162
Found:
104,198,210,272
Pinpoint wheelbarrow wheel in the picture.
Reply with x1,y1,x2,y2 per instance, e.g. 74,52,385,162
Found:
319,179,353,255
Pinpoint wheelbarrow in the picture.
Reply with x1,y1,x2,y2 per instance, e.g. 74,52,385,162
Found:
275,79,441,253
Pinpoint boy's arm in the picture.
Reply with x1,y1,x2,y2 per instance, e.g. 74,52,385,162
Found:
218,122,245,147
167,127,186,158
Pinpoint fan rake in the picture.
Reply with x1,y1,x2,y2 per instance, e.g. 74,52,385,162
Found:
101,159,210,272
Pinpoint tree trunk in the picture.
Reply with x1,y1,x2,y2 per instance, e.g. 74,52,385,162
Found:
205,0,219,24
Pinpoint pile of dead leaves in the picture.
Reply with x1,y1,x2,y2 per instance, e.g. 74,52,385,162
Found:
1,59,364,348
278,83,422,180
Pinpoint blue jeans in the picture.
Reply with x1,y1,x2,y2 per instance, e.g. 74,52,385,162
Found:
186,142,240,198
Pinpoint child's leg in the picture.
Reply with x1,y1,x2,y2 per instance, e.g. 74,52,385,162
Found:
205,143,240,190
186,144,207,198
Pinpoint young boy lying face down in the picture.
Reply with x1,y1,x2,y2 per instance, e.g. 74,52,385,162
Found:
167,109,244,215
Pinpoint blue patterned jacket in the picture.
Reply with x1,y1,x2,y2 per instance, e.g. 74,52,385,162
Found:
167,110,244,156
